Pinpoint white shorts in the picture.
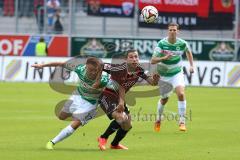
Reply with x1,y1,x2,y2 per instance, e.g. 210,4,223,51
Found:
159,71,185,98
62,91,97,125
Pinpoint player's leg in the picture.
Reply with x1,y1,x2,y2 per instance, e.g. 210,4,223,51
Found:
46,92,97,149
155,97,168,132
98,90,131,150
58,98,74,120
175,85,187,131
155,77,174,132
98,91,122,150
110,112,131,150
58,111,72,120
173,71,187,131
47,120,82,149
98,119,120,150
98,109,129,150
100,111,122,139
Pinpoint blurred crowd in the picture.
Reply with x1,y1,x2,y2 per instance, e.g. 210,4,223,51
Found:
0,0,85,34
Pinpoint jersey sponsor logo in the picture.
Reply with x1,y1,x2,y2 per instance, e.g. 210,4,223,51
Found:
176,46,180,51
162,50,172,54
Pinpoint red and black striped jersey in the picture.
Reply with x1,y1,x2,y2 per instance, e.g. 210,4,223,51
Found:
103,62,148,92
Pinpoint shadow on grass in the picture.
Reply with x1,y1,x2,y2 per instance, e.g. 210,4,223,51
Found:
39,147,100,152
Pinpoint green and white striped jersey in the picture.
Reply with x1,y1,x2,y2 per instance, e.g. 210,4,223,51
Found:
152,37,191,77
74,64,109,104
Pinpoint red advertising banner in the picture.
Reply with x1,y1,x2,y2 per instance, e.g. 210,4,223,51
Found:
0,35,29,56
139,0,234,30
0,35,68,57
139,0,210,17
213,0,234,13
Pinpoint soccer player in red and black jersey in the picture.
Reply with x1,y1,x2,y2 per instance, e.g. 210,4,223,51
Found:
97,49,159,150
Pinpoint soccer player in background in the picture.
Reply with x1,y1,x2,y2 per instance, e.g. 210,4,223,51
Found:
97,49,160,150
151,23,194,132
31,57,109,149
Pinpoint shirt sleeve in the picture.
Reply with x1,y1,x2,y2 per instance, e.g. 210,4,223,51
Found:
102,63,112,74
138,66,149,80
99,75,109,88
103,63,127,86
152,41,162,57
184,41,191,53
74,64,84,73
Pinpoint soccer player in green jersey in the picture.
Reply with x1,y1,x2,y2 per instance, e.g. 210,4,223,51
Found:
32,57,109,149
151,23,194,132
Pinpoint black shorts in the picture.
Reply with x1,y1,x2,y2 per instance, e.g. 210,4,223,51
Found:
99,88,129,120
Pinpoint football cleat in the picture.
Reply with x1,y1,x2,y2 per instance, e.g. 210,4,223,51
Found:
110,144,128,150
154,120,161,132
46,141,54,150
179,123,187,131
97,137,108,151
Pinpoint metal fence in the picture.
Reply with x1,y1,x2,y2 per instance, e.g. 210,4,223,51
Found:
0,0,238,40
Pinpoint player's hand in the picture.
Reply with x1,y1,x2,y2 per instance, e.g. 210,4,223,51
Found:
189,66,194,74
152,73,160,85
92,81,100,89
153,73,160,81
162,53,172,60
31,64,43,69
116,103,125,112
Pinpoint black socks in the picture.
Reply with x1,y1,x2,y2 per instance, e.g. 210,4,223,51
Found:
111,128,129,146
101,120,120,139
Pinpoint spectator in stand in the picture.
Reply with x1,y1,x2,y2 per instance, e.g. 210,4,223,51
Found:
18,0,33,17
0,0,3,15
54,9,63,34
47,0,60,33
34,0,45,33
3,0,14,16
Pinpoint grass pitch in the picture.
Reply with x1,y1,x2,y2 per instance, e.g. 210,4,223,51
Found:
0,82,239,160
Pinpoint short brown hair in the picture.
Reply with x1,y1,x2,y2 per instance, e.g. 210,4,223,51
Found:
168,22,179,29
125,49,138,58
86,57,102,68
39,37,45,42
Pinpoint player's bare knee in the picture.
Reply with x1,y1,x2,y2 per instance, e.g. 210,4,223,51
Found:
58,112,70,120
58,114,66,120
113,111,128,124
71,120,82,129
121,115,132,131
177,92,185,100
115,115,125,123
161,98,168,105
121,120,132,131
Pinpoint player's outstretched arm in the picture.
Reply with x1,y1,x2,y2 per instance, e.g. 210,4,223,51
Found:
116,85,126,112
146,73,160,86
31,62,66,69
151,54,172,64
186,50,194,73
